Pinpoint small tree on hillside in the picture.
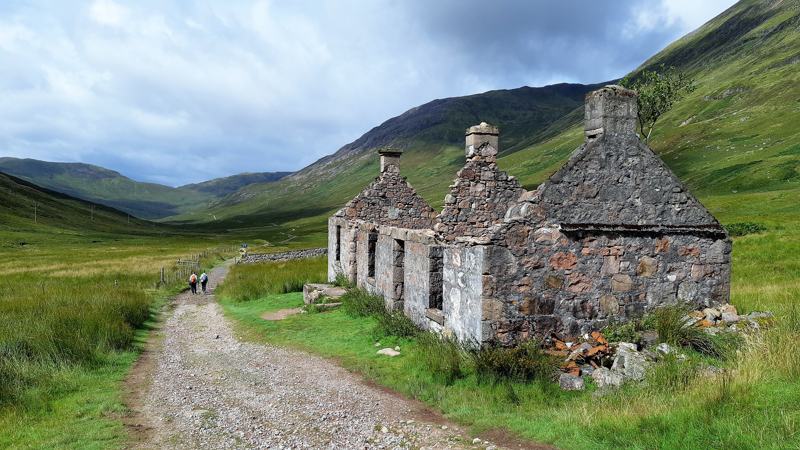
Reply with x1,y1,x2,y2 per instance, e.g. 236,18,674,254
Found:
621,65,695,142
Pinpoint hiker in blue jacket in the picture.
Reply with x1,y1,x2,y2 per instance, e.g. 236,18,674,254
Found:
200,272,209,294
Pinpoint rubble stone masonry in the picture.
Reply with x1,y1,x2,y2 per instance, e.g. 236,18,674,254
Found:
328,85,731,347
436,123,524,242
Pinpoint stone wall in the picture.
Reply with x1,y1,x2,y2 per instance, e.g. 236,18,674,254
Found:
326,86,732,348
442,245,486,344
403,242,445,332
435,149,523,242
240,247,327,264
355,223,380,295
328,217,358,282
335,152,437,230
470,85,732,345
375,233,399,310
537,86,721,228
480,220,731,344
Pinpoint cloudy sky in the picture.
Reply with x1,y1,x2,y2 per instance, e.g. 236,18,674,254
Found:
0,0,736,186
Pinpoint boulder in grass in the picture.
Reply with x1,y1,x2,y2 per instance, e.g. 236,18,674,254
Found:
377,348,400,357
559,373,585,391
721,312,740,324
656,343,674,355
592,367,624,388
611,342,649,381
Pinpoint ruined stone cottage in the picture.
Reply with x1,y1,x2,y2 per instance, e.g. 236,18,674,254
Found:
328,85,731,346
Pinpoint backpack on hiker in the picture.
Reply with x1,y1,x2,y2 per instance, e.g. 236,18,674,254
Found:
189,273,197,283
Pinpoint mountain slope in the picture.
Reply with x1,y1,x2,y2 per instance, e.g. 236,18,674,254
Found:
0,158,290,220
0,158,210,220
176,0,799,231
168,82,601,227
501,0,800,196
179,171,292,197
0,172,159,234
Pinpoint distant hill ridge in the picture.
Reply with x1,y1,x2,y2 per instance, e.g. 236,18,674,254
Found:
0,157,291,220
5,0,797,231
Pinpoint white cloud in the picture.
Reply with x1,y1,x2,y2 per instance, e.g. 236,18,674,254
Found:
626,0,737,37
89,0,128,26
0,0,737,186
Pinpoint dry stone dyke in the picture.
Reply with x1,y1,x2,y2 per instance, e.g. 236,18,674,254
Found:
239,248,326,264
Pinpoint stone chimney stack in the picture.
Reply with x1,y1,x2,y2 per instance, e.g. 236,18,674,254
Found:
378,148,403,173
584,85,638,139
465,122,499,159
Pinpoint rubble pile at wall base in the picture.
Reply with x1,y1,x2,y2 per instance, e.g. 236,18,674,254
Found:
553,303,773,391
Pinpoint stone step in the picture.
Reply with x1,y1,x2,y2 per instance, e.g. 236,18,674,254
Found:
303,283,347,305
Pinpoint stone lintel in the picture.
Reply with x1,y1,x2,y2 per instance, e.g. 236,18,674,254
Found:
425,308,445,325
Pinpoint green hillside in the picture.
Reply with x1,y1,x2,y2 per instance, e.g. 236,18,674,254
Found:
179,171,292,197
0,158,211,220
172,0,798,232
502,0,800,198
0,171,160,236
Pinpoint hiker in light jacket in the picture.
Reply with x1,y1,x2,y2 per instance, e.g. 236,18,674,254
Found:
200,272,209,294
189,272,198,294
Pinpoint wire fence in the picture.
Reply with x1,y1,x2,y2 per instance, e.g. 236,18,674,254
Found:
155,244,239,289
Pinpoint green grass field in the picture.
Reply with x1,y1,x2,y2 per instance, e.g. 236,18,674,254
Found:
0,170,329,448
0,228,240,448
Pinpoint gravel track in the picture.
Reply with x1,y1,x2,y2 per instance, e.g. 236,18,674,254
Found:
129,263,515,450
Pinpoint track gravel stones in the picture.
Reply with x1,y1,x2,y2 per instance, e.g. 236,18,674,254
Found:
129,263,511,450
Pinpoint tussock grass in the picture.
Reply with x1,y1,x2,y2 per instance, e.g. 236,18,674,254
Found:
725,221,767,237
645,353,701,393
415,333,467,385
333,273,353,288
1,271,149,407
215,256,327,302
653,306,740,358
653,307,716,354
470,341,559,383
340,288,385,318
0,229,244,447
374,310,420,339
339,288,419,338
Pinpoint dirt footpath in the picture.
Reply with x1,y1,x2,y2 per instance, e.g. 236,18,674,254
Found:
125,262,546,449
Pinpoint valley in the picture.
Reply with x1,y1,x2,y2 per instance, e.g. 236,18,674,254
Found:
1,0,799,448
